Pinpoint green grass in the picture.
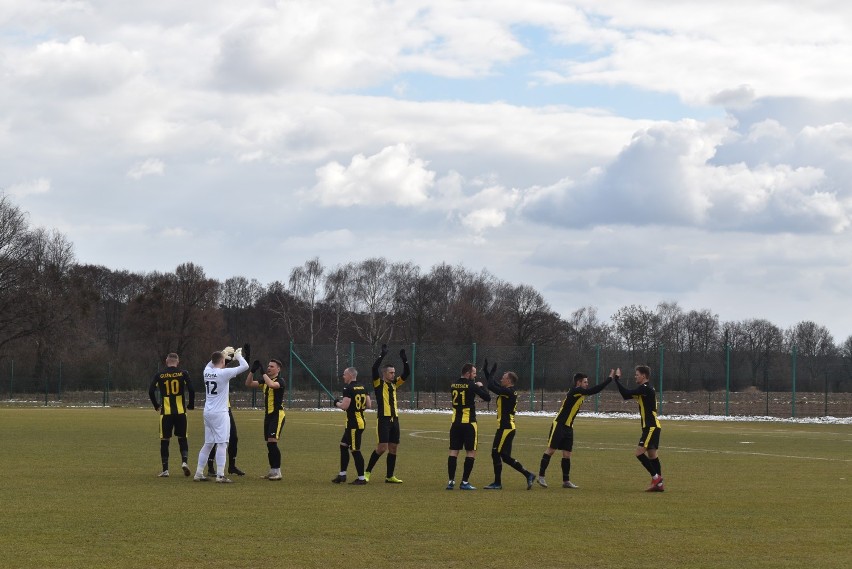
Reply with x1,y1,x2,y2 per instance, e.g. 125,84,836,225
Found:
0,408,849,569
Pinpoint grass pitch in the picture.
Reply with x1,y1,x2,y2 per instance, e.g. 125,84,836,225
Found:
0,408,849,569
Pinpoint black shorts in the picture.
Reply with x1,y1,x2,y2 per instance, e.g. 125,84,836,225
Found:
263,410,286,440
160,414,187,439
639,426,661,449
546,421,573,452
492,428,516,455
341,428,364,451
449,422,478,452
376,417,401,444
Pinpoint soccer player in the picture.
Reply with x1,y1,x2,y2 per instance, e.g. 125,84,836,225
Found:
614,365,664,492
537,371,612,489
331,367,371,485
193,346,248,483
481,360,536,490
245,358,287,481
364,344,410,484
148,352,195,478
446,362,491,490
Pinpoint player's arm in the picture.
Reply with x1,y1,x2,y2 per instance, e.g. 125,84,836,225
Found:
372,343,388,381
335,396,352,410
185,372,195,410
264,374,282,389
399,349,411,381
365,394,372,409
472,380,491,402
148,379,159,411
577,377,612,396
245,360,262,388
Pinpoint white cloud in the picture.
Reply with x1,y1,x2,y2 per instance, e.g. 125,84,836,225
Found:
522,118,851,233
8,177,50,198
127,158,165,180
310,144,434,207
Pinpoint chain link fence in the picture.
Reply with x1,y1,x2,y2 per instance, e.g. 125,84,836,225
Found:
3,343,851,417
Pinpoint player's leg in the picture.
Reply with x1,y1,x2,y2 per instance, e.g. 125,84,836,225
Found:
227,409,244,475
174,414,191,476
333,430,351,483
447,425,462,488
460,424,478,489
385,421,401,482
538,421,559,486
158,415,170,476
366,419,389,480
350,429,366,484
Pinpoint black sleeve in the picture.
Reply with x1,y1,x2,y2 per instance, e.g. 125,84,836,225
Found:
185,371,195,408
372,354,385,382
400,359,411,381
473,382,491,402
148,378,159,409
615,378,638,400
487,379,512,396
576,377,612,396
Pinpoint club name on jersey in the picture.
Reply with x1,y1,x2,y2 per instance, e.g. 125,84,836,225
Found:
450,383,469,389
159,372,184,379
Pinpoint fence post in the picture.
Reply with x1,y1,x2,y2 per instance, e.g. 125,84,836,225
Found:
529,343,536,412
791,345,797,418
410,343,416,410
594,344,600,413
9,359,13,400
349,342,354,368
725,343,731,417
103,362,111,407
824,370,829,417
472,342,477,366
288,340,294,408
58,360,62,402
658,345,664,415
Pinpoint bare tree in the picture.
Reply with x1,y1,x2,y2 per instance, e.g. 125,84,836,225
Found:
727,318,783,389
347,257,399,347
0,194,37,349
289,257,325,347
611,304,657,359
219,276,264,340
496,283,563,346
785,320,836,389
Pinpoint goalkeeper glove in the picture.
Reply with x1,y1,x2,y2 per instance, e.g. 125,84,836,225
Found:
233,347,243,360
221,346,235,361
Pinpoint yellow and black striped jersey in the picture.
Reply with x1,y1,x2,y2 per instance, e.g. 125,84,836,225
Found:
148,367,194,415
261,376,286,416
370,353,411,419
486,379,517,429
555,378,612,427
615,379,661,430
450,378,491,424
342,381,368,429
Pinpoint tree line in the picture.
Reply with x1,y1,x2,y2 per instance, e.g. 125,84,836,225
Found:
2,193,851,393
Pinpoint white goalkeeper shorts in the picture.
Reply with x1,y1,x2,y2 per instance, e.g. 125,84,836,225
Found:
203,411,230,444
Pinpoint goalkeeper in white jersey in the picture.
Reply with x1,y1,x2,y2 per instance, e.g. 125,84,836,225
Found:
194,346,249,483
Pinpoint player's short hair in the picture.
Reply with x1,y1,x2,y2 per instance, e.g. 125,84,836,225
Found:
505,371,518,385
166,352,179,362
345,367,358,378
381,364,395,372
211,351,225,365
573,372,588,384
460,362,475,376
269,358,283,370
635,365,651,378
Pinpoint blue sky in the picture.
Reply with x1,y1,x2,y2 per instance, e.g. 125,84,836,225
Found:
3,0,852,341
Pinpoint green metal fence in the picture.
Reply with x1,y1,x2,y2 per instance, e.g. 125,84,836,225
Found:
3,343,851,417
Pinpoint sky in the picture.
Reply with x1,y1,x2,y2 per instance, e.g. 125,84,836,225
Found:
3,0,852,342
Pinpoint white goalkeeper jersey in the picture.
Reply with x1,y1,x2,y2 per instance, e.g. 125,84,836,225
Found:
202,356,248,414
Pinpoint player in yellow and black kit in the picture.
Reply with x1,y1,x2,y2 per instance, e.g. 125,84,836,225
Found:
481,359,536,490
364,344,410,483
446,362,490,490
331,367,372,485
148,352,195,477
245,357,286,481
614,365,664,492
537,371,612,489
